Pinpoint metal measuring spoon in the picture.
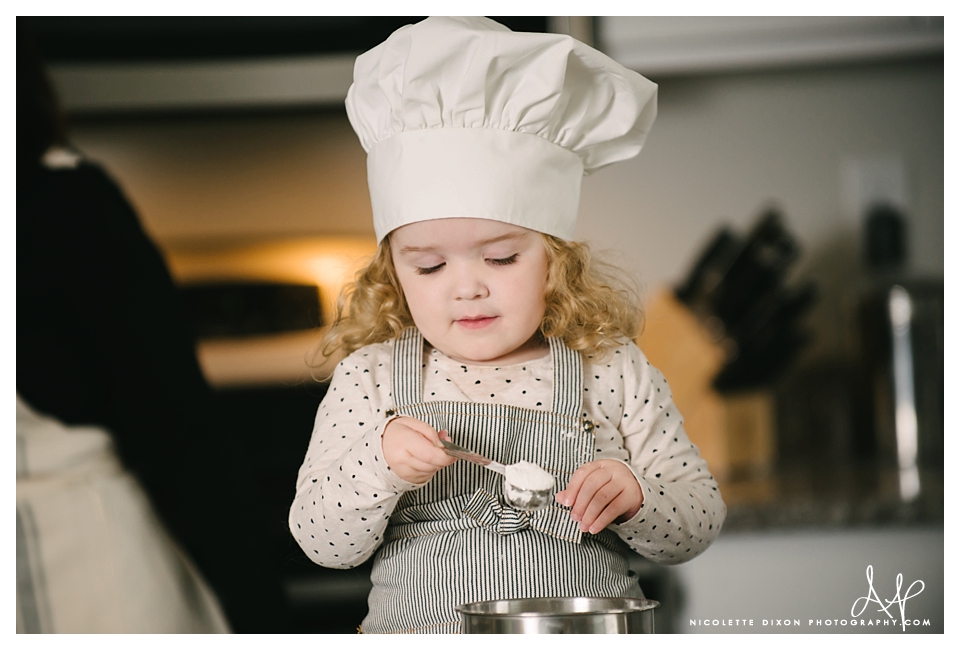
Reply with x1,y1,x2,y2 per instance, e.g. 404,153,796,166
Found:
440,439,554,511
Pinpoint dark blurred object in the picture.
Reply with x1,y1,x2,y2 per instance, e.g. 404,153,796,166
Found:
864,203,907,271
711,211,799,328
215,383,392,633
17,160,291,632
26,16,548,63
643,208,815,480
675,209,816,391
858,282,943,473
17,20,67,184
181,281,321,339
857,198,941,500
775,362,876,471
17,20,289,631
674,227,737,308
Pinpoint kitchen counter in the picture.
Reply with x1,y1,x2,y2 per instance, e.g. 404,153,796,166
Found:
718,467,943,531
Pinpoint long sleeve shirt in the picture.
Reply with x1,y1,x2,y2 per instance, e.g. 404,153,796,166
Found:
290,340,725,568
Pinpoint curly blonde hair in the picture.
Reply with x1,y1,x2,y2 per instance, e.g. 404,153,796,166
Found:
316,233,643,364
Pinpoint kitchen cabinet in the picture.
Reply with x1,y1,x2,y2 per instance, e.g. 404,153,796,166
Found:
43,17,943,115
600,17,943,76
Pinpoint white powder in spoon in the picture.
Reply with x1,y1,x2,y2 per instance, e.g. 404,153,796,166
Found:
503,460,555,510
505,460,555,491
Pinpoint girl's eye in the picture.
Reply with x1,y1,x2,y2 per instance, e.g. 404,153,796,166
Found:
488,254,519,266
415,263,445,275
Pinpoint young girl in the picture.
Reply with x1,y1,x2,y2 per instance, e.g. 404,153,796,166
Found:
290,17,725,634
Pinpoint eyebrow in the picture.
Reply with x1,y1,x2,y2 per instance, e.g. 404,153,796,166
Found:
397,231,527,255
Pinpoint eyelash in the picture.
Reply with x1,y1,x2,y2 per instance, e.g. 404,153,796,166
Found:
414,254,519,275
489,254,519,266
416,264,444,275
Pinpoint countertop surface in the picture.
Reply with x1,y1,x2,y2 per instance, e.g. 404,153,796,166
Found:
717,467,943,531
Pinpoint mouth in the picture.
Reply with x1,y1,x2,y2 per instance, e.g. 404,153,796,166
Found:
455,315,498,330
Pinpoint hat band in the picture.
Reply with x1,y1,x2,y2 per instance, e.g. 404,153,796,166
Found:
367,128,583,242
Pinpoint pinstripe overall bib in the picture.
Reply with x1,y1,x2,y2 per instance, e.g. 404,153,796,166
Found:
362,328,642,634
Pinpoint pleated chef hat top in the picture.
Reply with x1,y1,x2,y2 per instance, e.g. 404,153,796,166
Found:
345,16,658,243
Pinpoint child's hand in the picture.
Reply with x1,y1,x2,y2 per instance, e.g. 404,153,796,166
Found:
381,417,457,484
555,460,644,534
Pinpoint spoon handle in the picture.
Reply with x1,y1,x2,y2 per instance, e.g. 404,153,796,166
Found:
440,439,506,475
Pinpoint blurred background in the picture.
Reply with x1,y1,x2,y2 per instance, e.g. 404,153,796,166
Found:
20,16,943,633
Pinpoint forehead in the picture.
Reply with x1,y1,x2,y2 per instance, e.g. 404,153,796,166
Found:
389,218,537,252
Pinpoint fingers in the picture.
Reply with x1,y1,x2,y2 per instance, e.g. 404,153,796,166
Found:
581,491,638,534
567,464,616,531
556,461,643,535
382,418,457,483
392,417,442,446
400,420,456,463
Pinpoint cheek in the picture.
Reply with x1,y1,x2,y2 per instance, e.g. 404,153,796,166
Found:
393,273,418,313
530,261,549,309
515,273,548,324
395,268,422,301
533,274,549,325
400,283,425,314
396,276,437,324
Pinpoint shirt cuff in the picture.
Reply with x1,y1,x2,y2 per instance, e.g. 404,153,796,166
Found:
369,414,423,493
609,459,663,530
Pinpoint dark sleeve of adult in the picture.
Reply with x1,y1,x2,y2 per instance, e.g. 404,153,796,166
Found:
16,163,287,632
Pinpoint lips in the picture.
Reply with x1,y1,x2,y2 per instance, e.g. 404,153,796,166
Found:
455,315,498,330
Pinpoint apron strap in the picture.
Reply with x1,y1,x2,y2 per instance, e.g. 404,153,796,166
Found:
392,327,424,408
548,336,584,420
392,328,584,420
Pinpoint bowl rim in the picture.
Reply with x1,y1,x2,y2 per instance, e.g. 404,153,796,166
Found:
455,597,661,618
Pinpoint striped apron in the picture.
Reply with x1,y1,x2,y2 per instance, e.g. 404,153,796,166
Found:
361,328,642,634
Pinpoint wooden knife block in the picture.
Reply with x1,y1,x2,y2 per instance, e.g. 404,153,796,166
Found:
637,290,775,481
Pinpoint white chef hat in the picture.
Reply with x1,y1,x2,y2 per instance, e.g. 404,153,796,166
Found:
345,16,658,243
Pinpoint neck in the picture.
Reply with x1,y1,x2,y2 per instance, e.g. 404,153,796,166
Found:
438,332,550,367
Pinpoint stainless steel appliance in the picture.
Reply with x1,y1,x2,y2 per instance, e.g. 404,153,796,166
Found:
859,279,943,500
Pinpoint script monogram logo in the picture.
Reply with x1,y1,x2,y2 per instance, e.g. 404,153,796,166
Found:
851,565,925,632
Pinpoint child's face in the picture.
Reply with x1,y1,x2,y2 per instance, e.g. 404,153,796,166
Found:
390,218,549,366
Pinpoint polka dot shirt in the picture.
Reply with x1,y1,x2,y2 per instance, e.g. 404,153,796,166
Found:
289,340,726,568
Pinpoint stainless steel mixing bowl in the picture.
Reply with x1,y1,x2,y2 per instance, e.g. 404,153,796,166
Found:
456,597,659,634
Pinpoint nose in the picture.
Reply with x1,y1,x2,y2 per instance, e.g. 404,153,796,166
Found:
452,264,489,301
